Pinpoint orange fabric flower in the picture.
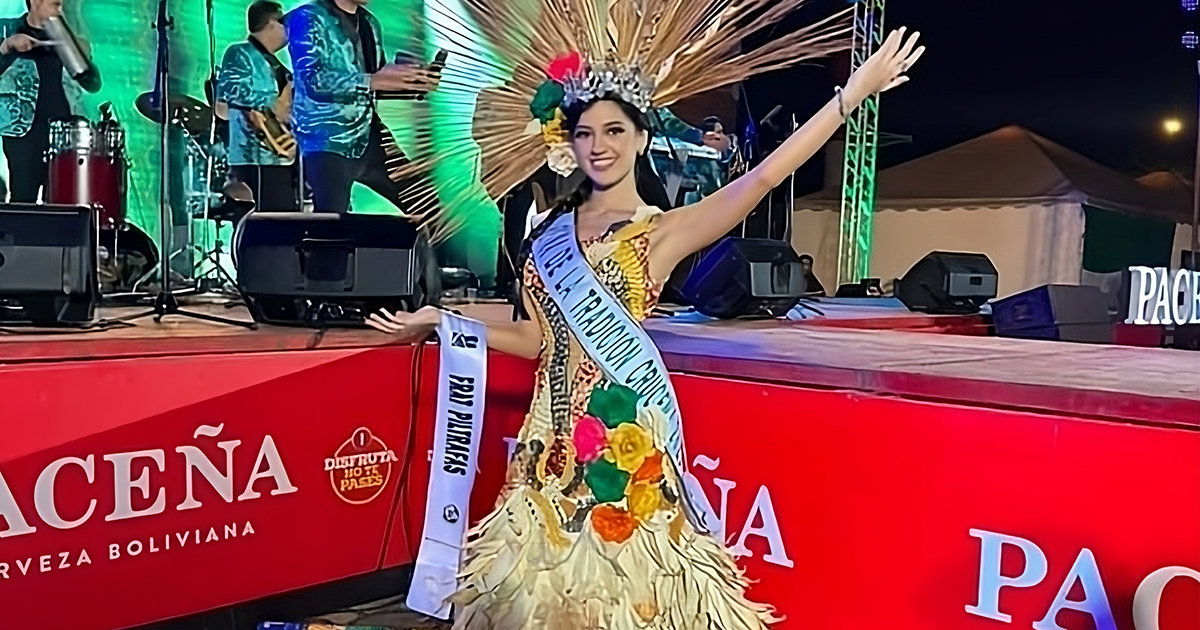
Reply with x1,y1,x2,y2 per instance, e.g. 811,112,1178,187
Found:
626,483,663,522
631,451,664,484
591,504,637,543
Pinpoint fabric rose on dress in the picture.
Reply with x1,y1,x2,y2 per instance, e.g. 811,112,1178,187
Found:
591,504,636,543
631,450,664,484
626,483,664,522
587,382,640,428
584,458,630,503
573,414,608,463
608,423,653,473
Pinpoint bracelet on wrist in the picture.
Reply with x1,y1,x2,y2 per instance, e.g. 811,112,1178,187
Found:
834,86,848,119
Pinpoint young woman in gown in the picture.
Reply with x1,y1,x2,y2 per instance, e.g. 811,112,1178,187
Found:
367,28,924,630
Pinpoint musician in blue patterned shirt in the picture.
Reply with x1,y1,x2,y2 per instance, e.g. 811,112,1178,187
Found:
287,0,438,213
0,0,100,202
218,0,298,211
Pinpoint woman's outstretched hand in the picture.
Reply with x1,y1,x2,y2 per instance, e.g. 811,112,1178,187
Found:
844,27,925,106
366,305,442,340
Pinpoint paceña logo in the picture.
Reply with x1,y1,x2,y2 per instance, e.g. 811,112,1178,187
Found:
451,333,479,349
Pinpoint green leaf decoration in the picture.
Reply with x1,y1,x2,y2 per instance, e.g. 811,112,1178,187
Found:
586,382,640,428
530,81,566,124
584,458,630,503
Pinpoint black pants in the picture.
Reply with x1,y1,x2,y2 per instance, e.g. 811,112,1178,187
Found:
3,124,50,203
303,123,407,214
230,164,300,212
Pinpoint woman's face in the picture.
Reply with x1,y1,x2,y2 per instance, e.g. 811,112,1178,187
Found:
570,100,649,190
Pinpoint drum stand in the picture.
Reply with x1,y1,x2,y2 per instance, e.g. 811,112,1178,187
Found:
120,0,254,329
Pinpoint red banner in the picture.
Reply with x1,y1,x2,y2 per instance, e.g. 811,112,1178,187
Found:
1,348,1197,630
0,347,422,630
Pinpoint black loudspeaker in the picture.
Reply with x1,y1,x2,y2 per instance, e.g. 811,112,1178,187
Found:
896,252,998,314
234,213,440,327
992,284,1113,344
0,204,98,325
681,237,805,319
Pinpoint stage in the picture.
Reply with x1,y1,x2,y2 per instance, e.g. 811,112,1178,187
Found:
1,302,1198,630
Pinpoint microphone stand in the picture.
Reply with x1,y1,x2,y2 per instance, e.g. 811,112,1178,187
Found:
122,0,255,329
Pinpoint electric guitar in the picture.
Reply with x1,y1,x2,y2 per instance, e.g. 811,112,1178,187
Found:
246,108,296,160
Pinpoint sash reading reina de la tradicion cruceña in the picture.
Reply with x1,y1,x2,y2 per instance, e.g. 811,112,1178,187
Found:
531,209,715,534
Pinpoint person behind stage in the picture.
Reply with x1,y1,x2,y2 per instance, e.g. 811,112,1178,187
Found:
799,253,827,296
218,0,299,212
0,0,100,203
287,0,438,214
366,7,923,623
648,109,734,206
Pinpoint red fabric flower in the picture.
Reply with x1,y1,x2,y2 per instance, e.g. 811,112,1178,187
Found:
547,51,584,83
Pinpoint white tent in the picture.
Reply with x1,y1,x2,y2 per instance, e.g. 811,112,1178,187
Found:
794,126,1195,298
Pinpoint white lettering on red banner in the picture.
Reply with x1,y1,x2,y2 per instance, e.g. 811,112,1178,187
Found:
686,454,794,568
966,528,1199,630
0,424,296,539
1126,266,1200,326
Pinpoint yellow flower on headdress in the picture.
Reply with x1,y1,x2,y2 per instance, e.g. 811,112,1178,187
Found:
541,110,567,145
608,423,653,473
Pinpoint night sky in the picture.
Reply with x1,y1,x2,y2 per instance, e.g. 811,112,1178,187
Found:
742,0,1197,193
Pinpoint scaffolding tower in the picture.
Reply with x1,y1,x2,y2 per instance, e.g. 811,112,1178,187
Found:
838,0,886,285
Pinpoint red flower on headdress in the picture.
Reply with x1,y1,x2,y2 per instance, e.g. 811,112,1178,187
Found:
547,51,584,83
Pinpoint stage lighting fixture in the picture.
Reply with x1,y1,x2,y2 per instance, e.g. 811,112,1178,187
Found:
1184,31,1199,49
1185,0,1198,12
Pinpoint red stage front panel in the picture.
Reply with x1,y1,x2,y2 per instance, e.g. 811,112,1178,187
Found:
0,346,421,629
2,349,1197,630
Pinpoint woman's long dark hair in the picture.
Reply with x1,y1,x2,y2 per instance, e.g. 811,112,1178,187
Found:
555,97,654,209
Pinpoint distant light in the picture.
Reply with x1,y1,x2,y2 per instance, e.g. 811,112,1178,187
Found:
1164,118,1184,136
1185,0,1199,11
1185,31,1199,49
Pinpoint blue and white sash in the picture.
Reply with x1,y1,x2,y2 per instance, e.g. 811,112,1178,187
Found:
407,312,488,619
531,209,713,533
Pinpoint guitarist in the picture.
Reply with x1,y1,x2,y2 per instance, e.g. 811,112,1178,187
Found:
288,0,438,214
217,0,299,211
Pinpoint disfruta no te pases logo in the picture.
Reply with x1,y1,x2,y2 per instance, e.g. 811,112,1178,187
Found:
325,428,399,505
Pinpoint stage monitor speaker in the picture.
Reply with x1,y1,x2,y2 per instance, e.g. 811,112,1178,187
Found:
0,204,97,325
234,213,440,327
896,251,998,314
992,284,1113,344
681,237,805,319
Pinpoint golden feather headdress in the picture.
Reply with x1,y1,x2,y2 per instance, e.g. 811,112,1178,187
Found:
391,0,853,239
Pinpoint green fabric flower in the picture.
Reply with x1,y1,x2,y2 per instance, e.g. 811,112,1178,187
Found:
530,80,566,124
586,382,640,428
584,458,630,503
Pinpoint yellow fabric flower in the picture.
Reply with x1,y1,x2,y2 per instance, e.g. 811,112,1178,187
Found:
626,483,663,522
608,423,654,473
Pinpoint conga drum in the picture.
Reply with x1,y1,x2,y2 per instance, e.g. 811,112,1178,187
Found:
47,117,128,229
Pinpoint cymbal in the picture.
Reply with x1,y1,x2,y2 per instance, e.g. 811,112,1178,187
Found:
135,92,213,136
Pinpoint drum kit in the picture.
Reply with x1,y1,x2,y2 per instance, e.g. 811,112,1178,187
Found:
38,88,255,297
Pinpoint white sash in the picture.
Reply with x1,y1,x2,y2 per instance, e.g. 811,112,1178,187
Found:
531,210,714,532
407,312,488,619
